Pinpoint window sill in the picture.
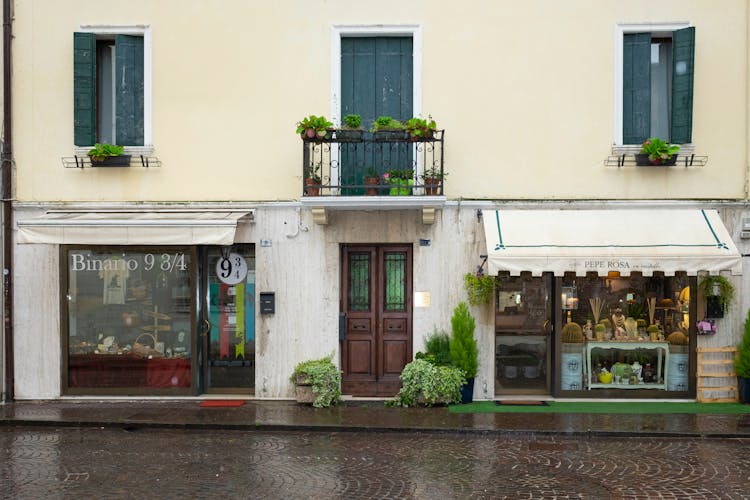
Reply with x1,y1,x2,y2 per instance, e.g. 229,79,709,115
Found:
612,143,694,156
74,145,155,157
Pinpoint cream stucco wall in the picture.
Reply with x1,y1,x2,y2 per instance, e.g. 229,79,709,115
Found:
10,0,749,203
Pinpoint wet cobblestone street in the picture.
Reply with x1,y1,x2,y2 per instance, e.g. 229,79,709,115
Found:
1,426,748,499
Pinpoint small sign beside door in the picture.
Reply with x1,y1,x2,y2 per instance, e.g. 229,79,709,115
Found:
414,292,431,308
215,252,248,285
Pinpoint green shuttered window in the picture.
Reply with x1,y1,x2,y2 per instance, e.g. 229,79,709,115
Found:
73,32,145,146
622,27,694,145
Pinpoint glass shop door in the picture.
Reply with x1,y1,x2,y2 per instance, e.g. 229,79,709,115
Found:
494,273,553,396
202,245,256,393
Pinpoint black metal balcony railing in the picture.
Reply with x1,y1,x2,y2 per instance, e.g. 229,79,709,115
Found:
301,130,445,197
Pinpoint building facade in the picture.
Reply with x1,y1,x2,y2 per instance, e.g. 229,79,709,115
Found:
3,0,750,401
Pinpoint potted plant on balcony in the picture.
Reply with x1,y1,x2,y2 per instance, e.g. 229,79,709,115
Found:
290,354,342,408
304,164,322,196
363,165,381,195
370,116,406,141
87,143,131,167
404,116,437,141
336,114,364,142
635,137,680,166
296,114,333,142
383,168,413,195
420,166,447,195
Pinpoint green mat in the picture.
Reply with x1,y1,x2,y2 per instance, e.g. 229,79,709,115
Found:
448,401,750,414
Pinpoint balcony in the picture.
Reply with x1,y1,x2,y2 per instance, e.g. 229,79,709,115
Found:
299,130,446,224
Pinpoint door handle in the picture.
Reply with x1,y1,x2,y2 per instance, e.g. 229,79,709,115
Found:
202,318,211,336
339,312,346,341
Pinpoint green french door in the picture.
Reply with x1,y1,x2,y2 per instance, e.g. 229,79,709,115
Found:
340,37,413,194
202,245,256,393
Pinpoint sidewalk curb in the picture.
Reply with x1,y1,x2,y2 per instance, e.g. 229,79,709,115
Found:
2,417,749,439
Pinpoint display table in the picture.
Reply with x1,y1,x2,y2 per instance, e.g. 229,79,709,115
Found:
584,341,669,390
68,354,190,388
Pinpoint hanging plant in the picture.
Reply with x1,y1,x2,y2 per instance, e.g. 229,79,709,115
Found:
697,275,736,314
463,273,495,306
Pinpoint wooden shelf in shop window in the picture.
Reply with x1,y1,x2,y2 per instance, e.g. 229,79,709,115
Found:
584,341,670,391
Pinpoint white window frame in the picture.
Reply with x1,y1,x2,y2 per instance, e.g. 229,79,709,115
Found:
613,22,691,152
74,25,153,155
329,25,423,192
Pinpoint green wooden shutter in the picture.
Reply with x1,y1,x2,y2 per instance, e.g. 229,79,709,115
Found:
622,33,651,144
115,35,144,145
73,32,96,146
670,27,695,144
340,37,413,194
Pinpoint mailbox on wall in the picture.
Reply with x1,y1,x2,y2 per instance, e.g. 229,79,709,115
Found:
259,292,275,314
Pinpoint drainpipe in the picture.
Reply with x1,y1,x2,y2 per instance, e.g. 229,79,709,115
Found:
2,0,12,402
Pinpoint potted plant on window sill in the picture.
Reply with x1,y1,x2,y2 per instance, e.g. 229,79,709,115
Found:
370,116,406,141
420,166,447,195
635,137,680,166
404,116,437,142
336,114,364,142
296,114,334,142
87,143,131,167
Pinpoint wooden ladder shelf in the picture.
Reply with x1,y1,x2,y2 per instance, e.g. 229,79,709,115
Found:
696,347,738,403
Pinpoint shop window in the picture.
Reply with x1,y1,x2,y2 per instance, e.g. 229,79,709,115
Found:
64,248,193,393
560,273,692,394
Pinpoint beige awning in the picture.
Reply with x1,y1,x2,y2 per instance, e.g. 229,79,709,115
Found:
482,209,742,276
17,210,252,245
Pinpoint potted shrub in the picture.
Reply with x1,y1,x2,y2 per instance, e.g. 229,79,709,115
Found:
370,116,406,141
304,164,322,196
697,275,735,318
419,328,452,366
382,168,413,196
450,302,478,403
363,165,380,195
386,358,465,407
463,272,495,306
289,354,342,408
736,309,750,404
420,166,447,195
336,114,364,142
635,137,680,166
296,114,333,142
404,116,437,141
87,143,130,167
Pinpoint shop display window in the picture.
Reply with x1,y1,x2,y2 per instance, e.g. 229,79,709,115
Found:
559,273,692,394
64,247,193,391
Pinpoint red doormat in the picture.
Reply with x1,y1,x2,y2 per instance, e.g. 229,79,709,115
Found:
495,400,548,406
199,400,245,408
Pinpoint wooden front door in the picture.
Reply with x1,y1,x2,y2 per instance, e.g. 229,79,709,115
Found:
341,244,412,396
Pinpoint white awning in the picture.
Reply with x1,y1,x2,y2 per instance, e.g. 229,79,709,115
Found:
482,209,742,276
17,210,252,245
